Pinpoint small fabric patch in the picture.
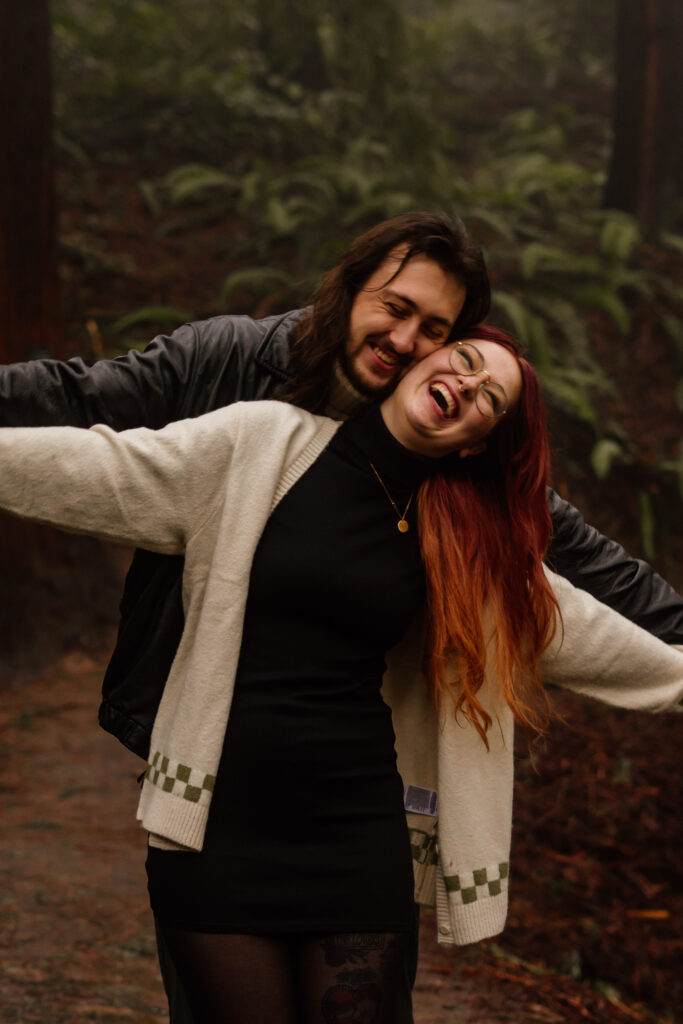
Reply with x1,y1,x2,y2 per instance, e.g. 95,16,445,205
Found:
145,750,215,807
404,785,438,816
444,862,509,906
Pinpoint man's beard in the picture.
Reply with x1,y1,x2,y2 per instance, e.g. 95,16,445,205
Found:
338,340,398,400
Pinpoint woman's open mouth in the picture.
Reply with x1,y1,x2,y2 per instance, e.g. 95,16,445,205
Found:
429,381,458,419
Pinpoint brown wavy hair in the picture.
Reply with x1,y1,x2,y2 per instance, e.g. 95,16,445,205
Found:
417,326,559,745
281,211,490,412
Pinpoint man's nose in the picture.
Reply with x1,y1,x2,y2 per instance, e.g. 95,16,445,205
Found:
388,319,418,354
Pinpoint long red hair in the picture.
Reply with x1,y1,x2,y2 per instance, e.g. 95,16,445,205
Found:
417,325,558,744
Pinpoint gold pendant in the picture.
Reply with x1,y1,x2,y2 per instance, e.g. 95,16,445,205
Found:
368,461,414,537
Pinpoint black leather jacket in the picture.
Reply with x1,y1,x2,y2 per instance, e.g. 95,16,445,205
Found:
2,311,682,759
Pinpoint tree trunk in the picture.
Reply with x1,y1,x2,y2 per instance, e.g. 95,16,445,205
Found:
0,0,63,362
604,0,683,232
0,1,123,676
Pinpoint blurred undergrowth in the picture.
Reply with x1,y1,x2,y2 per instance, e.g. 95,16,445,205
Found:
52,0,682,561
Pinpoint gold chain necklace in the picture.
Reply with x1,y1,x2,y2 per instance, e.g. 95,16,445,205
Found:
368,460,414,533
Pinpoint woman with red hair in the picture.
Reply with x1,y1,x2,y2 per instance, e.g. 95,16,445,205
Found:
1,327,681,1023
409,326,558,745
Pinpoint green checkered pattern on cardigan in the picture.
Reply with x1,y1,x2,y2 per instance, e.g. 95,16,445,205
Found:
409,825,438,867
445,862,509,905
145,750,216,805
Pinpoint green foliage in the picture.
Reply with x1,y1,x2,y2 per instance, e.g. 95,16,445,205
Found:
661,232,683,257
600,211,641,262
571,285,631,333
51,0,682,550
111,307,194,333
219,267,295,311
591,439,630,480
162,165,240,205
491,292,554,368
520,244,601,283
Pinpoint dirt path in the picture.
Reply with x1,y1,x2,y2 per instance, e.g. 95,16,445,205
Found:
1,651,674,1023
1,651,163,1023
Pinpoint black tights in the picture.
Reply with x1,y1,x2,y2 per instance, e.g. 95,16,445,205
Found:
159,925,408,1023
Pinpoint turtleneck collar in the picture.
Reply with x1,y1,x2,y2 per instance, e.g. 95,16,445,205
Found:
340,406,445,490
324,361,369,420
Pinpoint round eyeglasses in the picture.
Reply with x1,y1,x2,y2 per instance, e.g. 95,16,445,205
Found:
448,343,509,419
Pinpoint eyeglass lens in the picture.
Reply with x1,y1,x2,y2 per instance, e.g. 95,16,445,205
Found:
449,344,508,418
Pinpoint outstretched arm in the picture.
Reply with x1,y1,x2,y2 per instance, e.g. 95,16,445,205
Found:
546,489,683,643
0,406,243,552
0,316,267,431
0,327,199,430
542,568,683,711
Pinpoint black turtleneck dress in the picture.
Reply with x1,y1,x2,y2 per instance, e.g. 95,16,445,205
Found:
146,408,436,934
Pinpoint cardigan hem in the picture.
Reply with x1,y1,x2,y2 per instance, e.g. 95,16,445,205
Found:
137,785,209,851
446,891,509,946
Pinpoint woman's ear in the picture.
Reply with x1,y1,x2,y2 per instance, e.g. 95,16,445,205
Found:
458,441,487,459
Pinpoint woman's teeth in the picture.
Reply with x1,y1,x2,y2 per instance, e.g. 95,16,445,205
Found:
429,382,456,418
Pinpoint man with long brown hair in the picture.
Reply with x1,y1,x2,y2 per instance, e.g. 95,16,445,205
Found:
2,210,682,1024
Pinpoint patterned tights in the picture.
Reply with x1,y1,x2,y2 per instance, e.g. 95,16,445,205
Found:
159,926,408,1023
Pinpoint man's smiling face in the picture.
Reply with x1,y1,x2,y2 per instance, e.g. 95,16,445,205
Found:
343,249,467,396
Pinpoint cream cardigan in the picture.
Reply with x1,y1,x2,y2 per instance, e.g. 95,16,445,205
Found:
1,401,681,947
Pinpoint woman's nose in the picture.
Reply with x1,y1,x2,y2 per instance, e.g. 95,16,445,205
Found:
457,368,487,394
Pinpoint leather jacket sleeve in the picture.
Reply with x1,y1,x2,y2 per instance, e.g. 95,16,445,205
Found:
0,314,291,430
1,326,197,429
546,489,683,643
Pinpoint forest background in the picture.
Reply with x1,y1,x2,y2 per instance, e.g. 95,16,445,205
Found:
1,0,682,1022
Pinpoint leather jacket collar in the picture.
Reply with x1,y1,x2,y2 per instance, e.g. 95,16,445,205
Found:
254,307,309,382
